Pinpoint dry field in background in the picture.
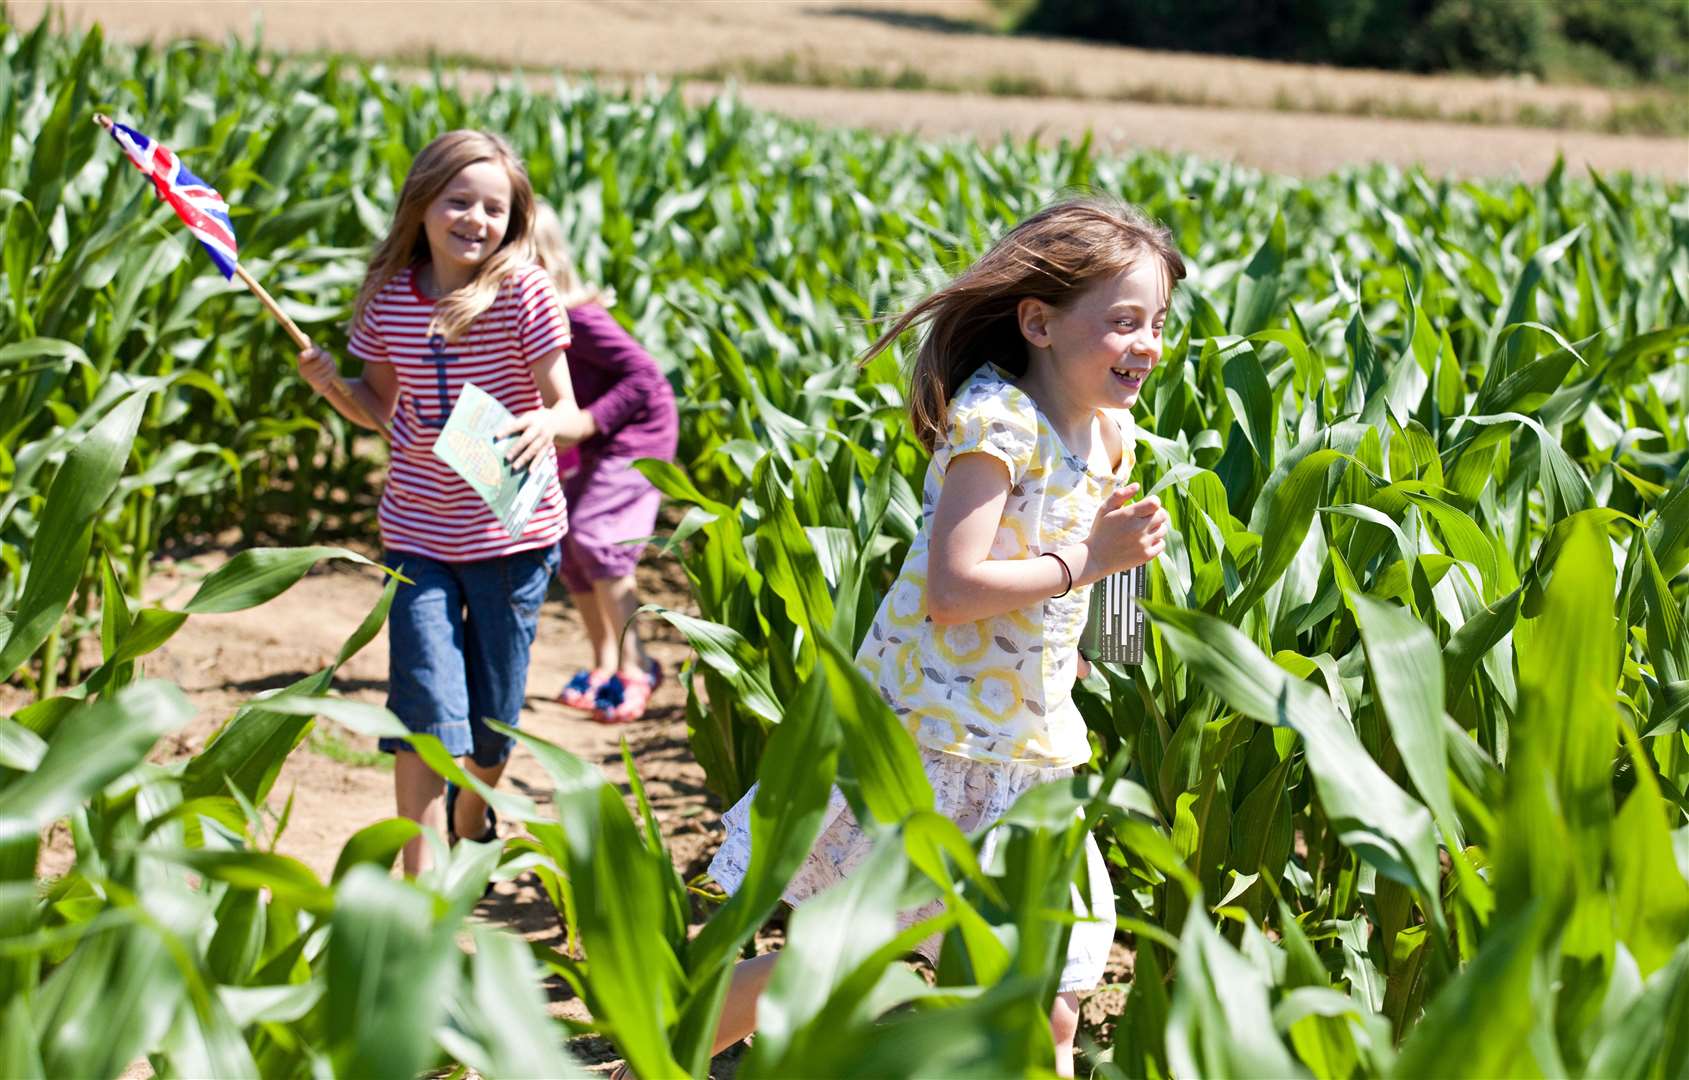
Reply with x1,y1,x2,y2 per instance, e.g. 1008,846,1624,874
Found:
18,0,1689,179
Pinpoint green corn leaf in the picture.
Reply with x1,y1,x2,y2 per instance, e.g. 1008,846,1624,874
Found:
1583,942,1689,1080
1389,907,1560,1078
445,926,586,1078
1150,604,1442,907
0,681,190,827
1347,593,1462,846
504,725,687,1079
182,547,383,614
640,604,783,726
744,833,918,1075
817,630,933,828
1166,904,1305,1079
326,867,460,1078
1230,211,1286,337
0,390,148,683
331,818,423,885
1612,724,1689,978
683,665,839,968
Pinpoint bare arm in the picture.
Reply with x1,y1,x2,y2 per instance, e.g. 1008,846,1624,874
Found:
297,346,398,431
926,452,1169,626
498,346,595,468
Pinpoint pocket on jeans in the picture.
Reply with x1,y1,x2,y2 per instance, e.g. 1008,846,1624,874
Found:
506,547,555,619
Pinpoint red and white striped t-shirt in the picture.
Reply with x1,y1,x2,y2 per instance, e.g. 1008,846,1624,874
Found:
348,263,572,562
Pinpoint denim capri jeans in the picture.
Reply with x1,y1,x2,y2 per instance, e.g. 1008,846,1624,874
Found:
381,545,558,767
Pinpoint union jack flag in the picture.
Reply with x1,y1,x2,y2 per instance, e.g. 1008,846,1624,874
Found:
104,121,239,279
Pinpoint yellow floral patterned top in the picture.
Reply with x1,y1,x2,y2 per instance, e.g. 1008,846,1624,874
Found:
856,364,1135,768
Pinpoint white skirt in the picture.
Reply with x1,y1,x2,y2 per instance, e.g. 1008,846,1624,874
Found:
708,744,1115,993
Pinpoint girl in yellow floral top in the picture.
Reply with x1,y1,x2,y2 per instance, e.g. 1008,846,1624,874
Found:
704,198,1184,1077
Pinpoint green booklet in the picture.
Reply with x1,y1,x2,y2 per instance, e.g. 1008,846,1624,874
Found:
1079,565,1147,665
431,382,547,539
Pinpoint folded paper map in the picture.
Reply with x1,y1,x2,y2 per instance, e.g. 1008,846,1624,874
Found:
432,382,546,539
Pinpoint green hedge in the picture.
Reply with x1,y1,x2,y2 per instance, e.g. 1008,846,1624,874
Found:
1013,0,1686,81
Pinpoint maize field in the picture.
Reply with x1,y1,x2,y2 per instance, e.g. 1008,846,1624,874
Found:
2,11,1688,1078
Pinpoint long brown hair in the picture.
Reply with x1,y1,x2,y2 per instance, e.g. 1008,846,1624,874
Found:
352,130,537,342
863,197,1187,452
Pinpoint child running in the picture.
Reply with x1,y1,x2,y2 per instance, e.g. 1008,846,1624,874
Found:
704,197,1182,1077
531,203,679,725
297,131,585,876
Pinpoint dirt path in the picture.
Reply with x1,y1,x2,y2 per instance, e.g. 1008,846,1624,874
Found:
97,544,705,881
21,0,1689,179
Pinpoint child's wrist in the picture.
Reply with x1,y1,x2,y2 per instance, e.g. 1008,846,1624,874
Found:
1064,542,1101,589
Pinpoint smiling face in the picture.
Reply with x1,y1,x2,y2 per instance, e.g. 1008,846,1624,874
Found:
1035,255,1171,411
421,160,513,277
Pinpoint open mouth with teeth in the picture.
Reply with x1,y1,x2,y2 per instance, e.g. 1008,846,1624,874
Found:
1111,366,1148,390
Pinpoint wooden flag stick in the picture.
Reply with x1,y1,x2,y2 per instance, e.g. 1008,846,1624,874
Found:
232,264,389,437
93,112,389,438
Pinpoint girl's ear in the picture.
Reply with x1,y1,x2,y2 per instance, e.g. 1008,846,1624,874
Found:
1017,297,1053,349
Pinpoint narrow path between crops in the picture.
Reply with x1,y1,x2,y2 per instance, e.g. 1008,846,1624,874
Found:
124,541,714,1070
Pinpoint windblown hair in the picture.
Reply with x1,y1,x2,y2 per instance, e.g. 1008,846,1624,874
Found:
531,201,613,309
863,197,1187,453
352,130,536,342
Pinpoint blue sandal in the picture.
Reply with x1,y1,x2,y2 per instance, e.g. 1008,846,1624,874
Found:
591,658,662,725
557,667,613,710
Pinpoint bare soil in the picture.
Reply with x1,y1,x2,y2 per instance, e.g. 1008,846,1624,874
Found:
20,0,1689,179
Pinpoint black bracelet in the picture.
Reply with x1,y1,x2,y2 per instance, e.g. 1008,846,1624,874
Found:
1041,550,1073,598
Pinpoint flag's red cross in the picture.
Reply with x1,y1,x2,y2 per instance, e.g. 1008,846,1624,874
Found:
106,121,239,279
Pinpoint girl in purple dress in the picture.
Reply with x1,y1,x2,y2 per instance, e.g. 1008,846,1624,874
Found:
533,204,679,724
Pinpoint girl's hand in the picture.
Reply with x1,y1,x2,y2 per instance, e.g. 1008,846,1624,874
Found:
297,345,339,395
1087,483,1171,573
553,407,597,452
1077,655,1092,680
498,406,593,469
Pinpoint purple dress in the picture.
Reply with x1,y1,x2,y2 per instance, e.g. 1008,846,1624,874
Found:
556,303,679,590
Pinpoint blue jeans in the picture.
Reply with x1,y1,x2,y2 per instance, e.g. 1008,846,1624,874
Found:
381,545,557,766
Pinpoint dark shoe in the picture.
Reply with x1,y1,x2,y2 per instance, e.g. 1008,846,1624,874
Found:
445,781,499,899
444,781,498,844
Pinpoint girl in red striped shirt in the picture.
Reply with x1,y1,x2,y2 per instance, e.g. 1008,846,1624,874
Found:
298,130,591,876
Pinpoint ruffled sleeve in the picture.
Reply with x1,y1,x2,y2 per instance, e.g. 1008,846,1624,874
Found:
935,369,1039,486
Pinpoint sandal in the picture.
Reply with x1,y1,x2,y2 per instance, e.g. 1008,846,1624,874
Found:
557,667,613,710
590,658,662,725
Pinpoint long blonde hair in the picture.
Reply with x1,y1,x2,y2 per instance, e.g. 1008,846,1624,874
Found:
863,197,1187,453
352,130,537,342
530,201,612,309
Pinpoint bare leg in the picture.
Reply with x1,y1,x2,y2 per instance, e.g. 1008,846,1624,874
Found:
570,584,617,673
713,951,780,1055
452,756,509,841
592,573,652,676
395,750,446,876
1050,991,1080,1078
